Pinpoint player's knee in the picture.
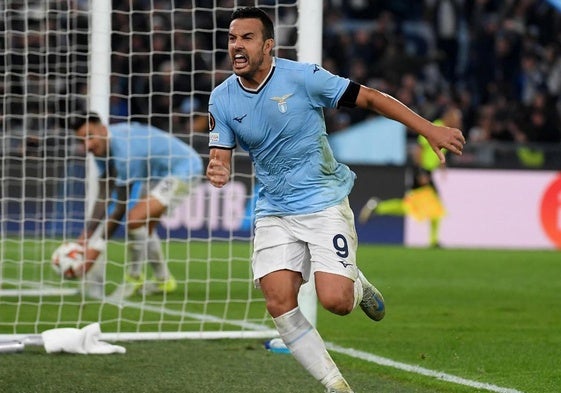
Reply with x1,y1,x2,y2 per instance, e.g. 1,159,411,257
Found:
318,295,353,316
265,297,298,318
127,220,144,231
126,213,152,231
265,291,298,318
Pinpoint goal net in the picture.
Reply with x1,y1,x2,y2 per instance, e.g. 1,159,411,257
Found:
0,0,312,341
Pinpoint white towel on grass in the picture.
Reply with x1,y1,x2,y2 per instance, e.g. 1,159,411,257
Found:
41,322,126,354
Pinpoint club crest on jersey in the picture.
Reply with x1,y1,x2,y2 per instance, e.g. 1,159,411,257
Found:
270,93,293,113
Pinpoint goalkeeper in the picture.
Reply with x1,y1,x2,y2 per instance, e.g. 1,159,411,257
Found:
68,112,203,295
206,7,466,393
358,106,463,248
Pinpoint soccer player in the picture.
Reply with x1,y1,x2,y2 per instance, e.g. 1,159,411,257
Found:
206,8,465,393
358,106,463,248
68,112,203,296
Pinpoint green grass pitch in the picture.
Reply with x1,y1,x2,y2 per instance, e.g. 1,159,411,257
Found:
1,241,560,392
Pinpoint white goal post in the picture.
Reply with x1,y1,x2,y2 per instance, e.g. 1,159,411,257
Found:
0,0,322,342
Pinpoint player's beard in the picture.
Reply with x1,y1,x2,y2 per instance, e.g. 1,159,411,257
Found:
232,50,266,82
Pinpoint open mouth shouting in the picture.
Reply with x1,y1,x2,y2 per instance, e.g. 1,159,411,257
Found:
233,53,249,71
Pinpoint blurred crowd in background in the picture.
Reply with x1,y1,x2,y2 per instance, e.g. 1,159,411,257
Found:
322,0,561,146
1,0,561,168
320,0,561,167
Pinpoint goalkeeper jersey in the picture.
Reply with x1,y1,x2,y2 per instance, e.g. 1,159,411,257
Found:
417,119,447,172
208,57,355,218
96,122,203,186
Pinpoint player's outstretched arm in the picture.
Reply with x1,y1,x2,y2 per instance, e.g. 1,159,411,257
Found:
354,85,465,163
73,182,127,278
77,175,114,243
207,148,232,188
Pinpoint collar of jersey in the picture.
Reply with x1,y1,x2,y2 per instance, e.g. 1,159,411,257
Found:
237,57,276,94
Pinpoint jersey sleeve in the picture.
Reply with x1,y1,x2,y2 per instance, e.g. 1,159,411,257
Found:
304,64,351,109
208,89,236,149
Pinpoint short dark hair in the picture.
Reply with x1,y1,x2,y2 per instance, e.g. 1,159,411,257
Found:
68,111,102,131
231,7,274,40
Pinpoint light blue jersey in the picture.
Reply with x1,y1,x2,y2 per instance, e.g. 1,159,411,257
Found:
96,122,203,186
208,57,356,218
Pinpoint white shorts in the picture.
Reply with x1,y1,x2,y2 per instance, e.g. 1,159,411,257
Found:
146,176,198,213
252,198,359,288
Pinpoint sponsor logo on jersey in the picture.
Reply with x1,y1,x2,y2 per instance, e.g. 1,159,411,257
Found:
337,260,353,268
233,114,247,123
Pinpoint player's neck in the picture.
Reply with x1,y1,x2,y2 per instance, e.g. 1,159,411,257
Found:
238,57,275,91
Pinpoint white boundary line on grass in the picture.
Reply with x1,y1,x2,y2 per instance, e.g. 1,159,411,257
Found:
101,299,525,393
326,342,524,393
106,298,274,332
0,279,79,297
2,287,523,393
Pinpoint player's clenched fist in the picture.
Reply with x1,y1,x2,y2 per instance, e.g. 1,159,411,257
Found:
207,158,231,188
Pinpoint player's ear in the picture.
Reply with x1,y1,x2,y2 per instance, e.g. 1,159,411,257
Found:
264,38,274,54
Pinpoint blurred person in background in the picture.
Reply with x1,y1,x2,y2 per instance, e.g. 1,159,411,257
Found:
359,105,463,248
67,112,203,298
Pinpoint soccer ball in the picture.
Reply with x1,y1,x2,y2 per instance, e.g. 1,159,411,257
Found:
51,242,85,279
